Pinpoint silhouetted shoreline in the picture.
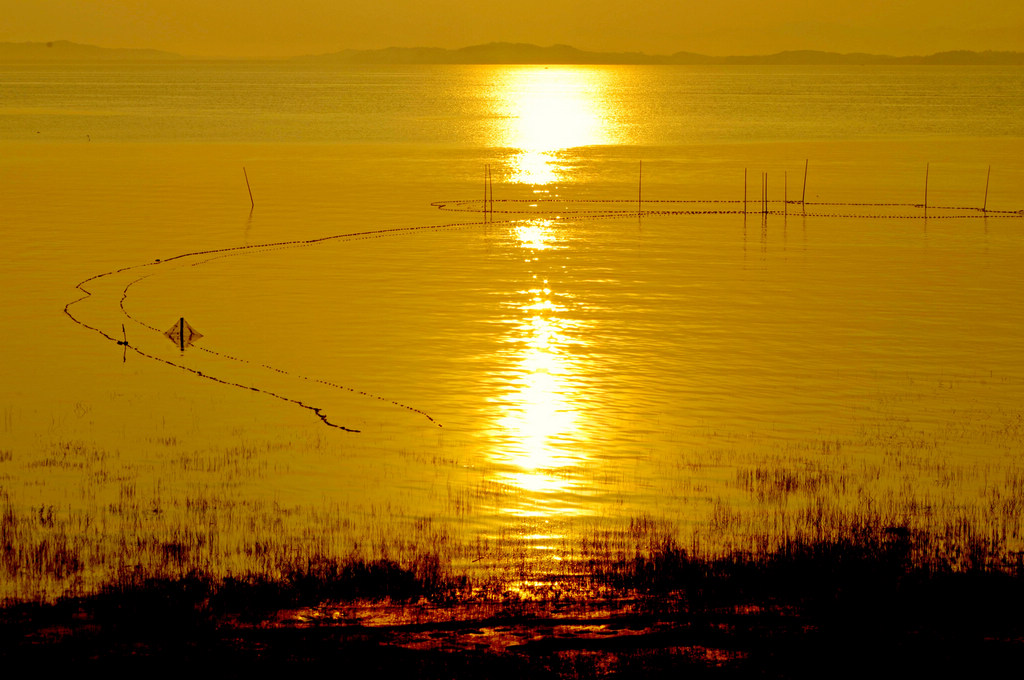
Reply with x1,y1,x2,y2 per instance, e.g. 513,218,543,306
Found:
4,531,1023,677
2,40,1022,65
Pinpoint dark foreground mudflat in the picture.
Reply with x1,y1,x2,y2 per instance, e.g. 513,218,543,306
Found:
4,592,1023,678
4,538,1024,677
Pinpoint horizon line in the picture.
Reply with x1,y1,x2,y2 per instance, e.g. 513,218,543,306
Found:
2,40,1023,64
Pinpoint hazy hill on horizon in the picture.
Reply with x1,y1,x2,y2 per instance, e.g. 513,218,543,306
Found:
300,43,1024,65
1,40,1023,65
0,40,182,61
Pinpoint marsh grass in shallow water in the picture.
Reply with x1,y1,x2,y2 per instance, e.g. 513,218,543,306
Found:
4,428,1024,603
3,428,1024,675
3,527,1024,678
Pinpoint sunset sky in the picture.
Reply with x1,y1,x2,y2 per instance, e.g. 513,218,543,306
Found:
1,0,1022,58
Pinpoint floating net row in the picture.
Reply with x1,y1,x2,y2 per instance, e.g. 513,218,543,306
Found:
433,198,1024,220
66,191,1022,431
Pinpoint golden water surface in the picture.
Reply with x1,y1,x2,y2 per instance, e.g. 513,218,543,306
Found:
2,64,1023,598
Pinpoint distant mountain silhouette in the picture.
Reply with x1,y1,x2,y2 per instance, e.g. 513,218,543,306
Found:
690,49,1024,65
293,43,661,65
2,40,1022,65
0,40,182,61
301,44,1024,65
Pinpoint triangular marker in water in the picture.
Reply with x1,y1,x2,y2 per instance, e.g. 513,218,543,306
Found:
164,317,203,350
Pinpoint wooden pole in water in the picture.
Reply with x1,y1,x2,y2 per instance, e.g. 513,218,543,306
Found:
484,165,488,220
983,165,991,212
638,160,643,215
489,164,494,214
761,172,766,214
243,167,254,210
179,317,185,351
744,168,747,214
924,162,930,216
801,159,808,208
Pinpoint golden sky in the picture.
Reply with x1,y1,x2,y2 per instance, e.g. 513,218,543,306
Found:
1,0,1021,58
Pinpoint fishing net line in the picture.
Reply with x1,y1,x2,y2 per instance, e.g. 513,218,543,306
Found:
434,197,1024,220
65,189,1023,432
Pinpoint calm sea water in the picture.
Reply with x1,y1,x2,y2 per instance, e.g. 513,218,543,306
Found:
1,63,1023,596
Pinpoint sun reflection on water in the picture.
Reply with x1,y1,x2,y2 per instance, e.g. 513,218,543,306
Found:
487,217,594,523
479,68,618,567
494,67,614,184
514,222,555,251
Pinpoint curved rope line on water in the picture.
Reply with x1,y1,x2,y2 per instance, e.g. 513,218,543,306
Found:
65,219,508,432
65,194,1023,432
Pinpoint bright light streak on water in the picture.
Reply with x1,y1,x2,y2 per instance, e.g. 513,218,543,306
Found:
492,67,617,184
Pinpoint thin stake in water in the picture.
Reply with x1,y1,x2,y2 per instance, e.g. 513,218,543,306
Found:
801,159,808,211
983,165,991,212
924,162,930,216
761,173,769,235
638,160,643,215
243,167,254,210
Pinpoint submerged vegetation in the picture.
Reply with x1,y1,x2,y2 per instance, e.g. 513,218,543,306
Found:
3,521,1023,676
3,373,1023,675
4,427,1024,676
4,420,1024,603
